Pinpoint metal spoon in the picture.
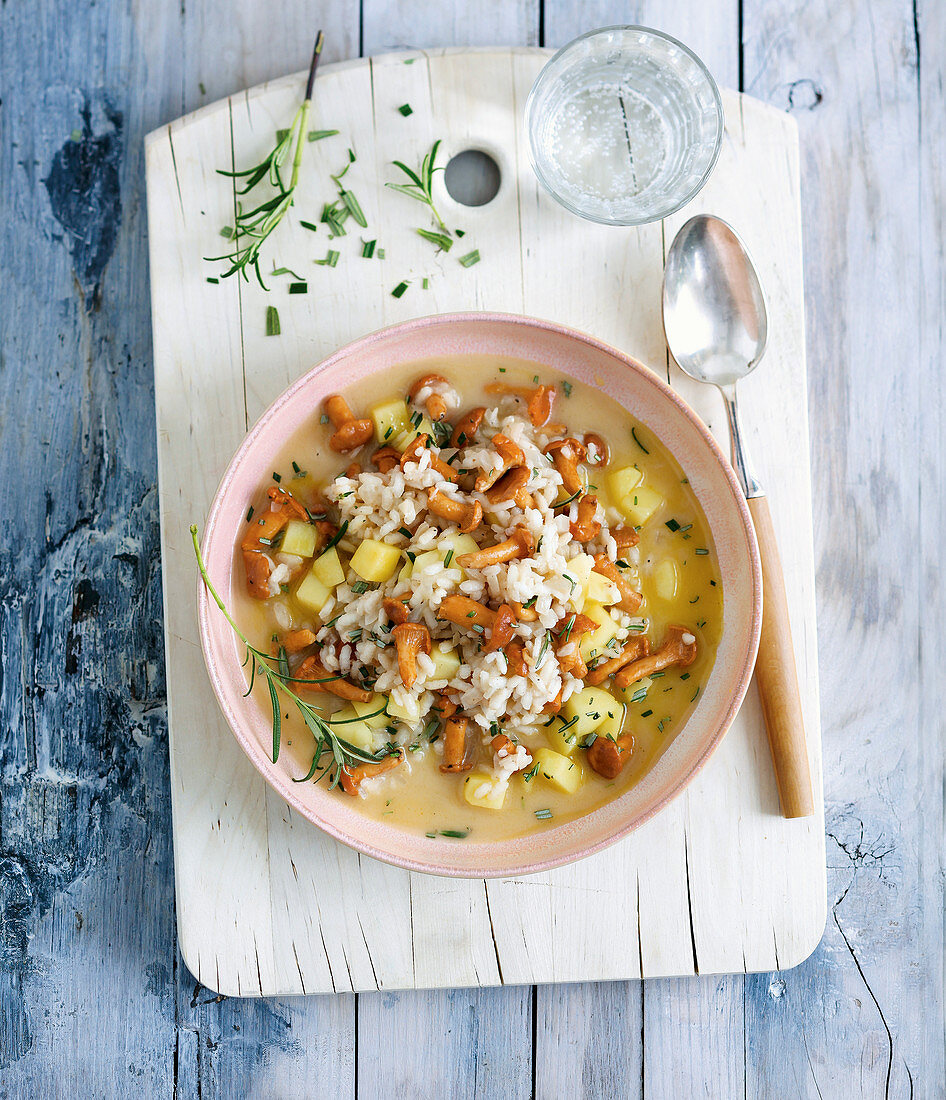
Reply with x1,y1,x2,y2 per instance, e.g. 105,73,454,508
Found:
662,214,814,818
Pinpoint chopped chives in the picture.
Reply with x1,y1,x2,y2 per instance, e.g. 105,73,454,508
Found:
377,247,385,259
695,548,709,555
299,220,319,232
631,426,649,453
392,281,409,298
206,276,219,284
397,103,413,116
397,527,412,538
308,128,340,141
443,549,454,568
641,709,653,718
534,809,553,820
455,229,465,237
665,518,681,532
439,829,469,838
220,225,234,238
458,249,480,267
340,189,367,227
246,506,254,522
271,265,304,279
361,239,376,258
289,282,308,294
417,228,453,251
562,381,573,397
315,250,340,267
272,472,281,482
266,306,280,336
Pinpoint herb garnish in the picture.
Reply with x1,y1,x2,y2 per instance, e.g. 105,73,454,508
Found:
417,228,453,252
386,139,448,231
191,525,384,785
458,249,481,267
631,426,649,454
266,306,281,336
392,281,409,298
206,33,325,287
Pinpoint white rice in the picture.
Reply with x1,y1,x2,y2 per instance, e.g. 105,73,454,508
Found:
315,408,643,749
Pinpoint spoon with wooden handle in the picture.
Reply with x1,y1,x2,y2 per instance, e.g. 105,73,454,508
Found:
662,214,814,818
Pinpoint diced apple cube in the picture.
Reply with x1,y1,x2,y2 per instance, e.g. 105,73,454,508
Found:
533,748,584,794
311,545,345,587
578,602,622,663
618,485,663,526
352,693,390,728
280,520,319,558
370,398,411,445
607,465,642,507
429,643,461,681
350,539,402,582
562,686,623,740
586,570,621,605
295,569,332,614
329,706,374,751
652,559,679,601
464,771,508,809
564,553,594,609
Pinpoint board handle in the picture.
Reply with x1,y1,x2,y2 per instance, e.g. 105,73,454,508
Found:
747,494,815,818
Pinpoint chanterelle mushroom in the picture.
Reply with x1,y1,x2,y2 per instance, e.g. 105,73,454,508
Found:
612,625,698,689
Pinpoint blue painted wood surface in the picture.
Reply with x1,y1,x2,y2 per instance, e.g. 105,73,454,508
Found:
1,1,942,1096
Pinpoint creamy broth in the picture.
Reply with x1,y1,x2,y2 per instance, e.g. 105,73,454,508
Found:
233,356,722,841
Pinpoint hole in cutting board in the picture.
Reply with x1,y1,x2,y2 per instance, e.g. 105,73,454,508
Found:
443,150,501,207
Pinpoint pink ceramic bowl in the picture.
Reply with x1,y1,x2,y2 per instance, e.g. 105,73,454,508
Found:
198,313,761,878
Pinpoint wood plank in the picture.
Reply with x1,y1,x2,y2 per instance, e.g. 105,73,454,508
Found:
740,0,943,1095
358,987,533,1099
542,2,739,87
360,1,539,53
0,0,183,1092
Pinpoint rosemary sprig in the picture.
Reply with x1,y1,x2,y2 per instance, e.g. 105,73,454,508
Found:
386,139,447,231
190,525,387,788
205,31,325,289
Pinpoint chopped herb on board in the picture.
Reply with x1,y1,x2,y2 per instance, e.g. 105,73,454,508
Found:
398,103,414,116
315,249,340,267
458,249,481,267
266,305,281,335
308,128,340,142
361,239,377,258
386,140,448,230
289,282,308,294
205,32,326,287
392,281,409,298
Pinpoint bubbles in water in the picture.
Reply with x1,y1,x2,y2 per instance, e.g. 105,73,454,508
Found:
527,29,723,225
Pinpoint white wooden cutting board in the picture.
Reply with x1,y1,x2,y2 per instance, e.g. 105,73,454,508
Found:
145,48,825,995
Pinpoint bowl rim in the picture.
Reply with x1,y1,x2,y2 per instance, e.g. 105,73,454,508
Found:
197,311,762,878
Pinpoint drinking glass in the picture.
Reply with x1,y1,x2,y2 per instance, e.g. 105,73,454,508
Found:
526,26,724,226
